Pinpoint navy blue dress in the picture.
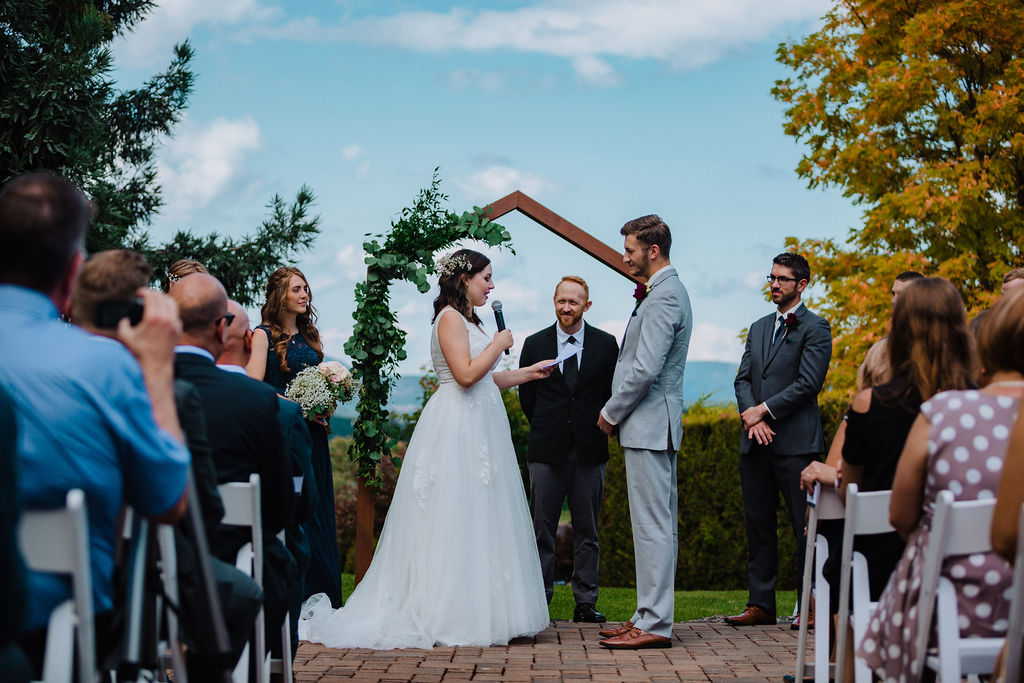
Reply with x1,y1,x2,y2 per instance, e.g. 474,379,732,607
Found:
258,325,343,608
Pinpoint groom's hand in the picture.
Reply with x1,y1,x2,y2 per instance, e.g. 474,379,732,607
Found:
597,413,615,436
747,421,775,445
740,403,768,430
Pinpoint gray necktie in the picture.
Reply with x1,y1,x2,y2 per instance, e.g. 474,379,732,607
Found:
563,336,578,389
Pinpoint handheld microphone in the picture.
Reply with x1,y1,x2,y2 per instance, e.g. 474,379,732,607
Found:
491,300,510,355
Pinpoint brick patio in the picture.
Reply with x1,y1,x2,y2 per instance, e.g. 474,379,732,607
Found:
293,620,799,681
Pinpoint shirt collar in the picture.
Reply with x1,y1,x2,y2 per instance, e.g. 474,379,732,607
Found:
217,363,247,375
556,323,584,345
777,301,805,319
175,345,215,362
0,285,59,322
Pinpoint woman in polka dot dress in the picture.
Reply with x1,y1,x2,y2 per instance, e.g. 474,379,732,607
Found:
858,284,1024,682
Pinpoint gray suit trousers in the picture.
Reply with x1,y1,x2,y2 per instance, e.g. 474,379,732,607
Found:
625,447,678,638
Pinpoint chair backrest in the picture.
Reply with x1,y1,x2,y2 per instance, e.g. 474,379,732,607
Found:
217,473,263,584
1005,503,1024,683
18,489,96,683
834,484,894,683
914,490,997,677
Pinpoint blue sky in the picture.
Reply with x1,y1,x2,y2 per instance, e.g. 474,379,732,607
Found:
111,0,861,374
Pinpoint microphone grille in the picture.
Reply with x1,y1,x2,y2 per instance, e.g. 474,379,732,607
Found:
491,300,503,312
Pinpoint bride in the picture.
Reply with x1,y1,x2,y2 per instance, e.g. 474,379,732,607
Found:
300,248,554,649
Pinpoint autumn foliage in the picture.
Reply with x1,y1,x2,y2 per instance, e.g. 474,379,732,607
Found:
773,0,1024,393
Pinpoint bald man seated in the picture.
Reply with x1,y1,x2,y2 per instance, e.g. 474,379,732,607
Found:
169,273,296,657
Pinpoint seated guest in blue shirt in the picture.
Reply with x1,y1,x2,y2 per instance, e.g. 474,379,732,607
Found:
0,172,191,672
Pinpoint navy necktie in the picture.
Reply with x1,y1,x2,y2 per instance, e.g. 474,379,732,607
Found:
563,336,579,389
772,317,785,346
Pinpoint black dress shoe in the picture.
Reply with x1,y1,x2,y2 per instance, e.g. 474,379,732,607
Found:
573,603,606,623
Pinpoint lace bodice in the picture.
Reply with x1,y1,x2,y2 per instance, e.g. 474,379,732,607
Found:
431,307,497,385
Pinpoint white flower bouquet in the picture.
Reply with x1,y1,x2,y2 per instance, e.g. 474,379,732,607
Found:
285,361,358,421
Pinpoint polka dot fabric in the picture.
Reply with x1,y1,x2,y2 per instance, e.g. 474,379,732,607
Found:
857,390,1017,682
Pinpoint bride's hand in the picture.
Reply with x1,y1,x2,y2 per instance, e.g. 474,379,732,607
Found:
525,359,555,381
493,329,513,352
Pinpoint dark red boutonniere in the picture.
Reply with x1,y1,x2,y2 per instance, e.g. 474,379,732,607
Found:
633,282,650,303
784,312,800,332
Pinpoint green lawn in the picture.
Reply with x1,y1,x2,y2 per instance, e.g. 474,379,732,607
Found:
341,574,796,622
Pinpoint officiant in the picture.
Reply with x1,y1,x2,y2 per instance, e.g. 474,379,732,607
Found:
519,276,618,623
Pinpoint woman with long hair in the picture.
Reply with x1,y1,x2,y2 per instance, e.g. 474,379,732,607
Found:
247,266,343,607
857,281,1021,681
301,248,554,648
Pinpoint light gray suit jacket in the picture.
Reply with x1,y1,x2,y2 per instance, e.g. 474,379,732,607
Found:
603,265,693,452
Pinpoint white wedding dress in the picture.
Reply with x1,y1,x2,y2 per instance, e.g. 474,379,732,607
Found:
299,307,549,649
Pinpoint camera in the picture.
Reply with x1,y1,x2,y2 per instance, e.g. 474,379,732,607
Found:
95,297,145,328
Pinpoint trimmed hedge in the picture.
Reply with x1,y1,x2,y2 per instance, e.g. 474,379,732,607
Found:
332,392,849,590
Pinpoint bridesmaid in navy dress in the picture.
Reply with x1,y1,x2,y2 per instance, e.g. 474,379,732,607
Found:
248,266,344,608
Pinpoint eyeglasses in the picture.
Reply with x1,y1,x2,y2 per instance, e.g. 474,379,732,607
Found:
214,313,236,328
767,274,798,284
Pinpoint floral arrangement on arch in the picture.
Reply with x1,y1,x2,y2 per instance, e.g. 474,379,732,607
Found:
285,360,358,421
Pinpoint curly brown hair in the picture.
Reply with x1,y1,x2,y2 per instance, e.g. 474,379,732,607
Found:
260,266,323,372
431,249,490,325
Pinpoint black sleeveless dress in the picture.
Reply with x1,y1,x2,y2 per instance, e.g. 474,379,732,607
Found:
258,325,343,608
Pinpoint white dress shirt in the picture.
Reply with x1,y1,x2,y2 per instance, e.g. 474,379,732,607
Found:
556,324,584,373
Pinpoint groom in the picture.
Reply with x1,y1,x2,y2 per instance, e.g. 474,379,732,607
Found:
597,215,692,650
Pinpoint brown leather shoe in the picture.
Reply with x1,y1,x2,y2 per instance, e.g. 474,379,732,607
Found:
600,627,672,650
598,620,633,638
723,605,776,626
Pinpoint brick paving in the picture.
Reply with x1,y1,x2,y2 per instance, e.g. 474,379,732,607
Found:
293,620,799,681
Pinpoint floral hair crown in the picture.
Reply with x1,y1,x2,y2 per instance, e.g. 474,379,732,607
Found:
436,252,472,278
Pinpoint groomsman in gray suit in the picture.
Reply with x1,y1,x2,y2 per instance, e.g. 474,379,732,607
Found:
727,252,831,627
596,215,692,650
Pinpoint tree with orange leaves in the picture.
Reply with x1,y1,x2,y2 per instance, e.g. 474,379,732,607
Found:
773,0,1024,393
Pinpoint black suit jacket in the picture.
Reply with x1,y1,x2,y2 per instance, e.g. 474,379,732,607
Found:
734,304,832,456
276,398,316,574
519,322,618,465
173,353,292,546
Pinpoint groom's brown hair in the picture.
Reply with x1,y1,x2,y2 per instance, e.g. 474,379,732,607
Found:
620,214,671,258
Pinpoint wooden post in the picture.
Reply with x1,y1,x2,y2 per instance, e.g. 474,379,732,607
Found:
354,478,374,585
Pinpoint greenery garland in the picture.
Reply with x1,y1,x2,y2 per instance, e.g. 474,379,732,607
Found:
343,171,513,488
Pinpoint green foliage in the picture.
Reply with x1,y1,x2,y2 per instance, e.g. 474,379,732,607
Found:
343,170,513,488
0,1,319,305
773,0,1024,393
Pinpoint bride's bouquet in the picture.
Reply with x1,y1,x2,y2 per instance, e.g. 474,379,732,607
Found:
285,360,358,421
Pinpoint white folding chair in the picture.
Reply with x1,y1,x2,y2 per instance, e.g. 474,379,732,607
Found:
915,490,1002,682
834,484,893,683
795,482,845,683
18,489,97,683
219,474,292,683
155,524,187,683
1004,503,1024,683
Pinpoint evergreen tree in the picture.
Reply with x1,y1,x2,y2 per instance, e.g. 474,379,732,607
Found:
0,0,319,305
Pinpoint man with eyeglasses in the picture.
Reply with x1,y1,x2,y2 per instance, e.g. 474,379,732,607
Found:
169,273,296,655
728,252,832,627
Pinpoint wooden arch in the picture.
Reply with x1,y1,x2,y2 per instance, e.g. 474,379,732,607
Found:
354,191,636,582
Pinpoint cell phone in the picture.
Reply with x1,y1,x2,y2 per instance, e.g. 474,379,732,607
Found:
95,297,145,328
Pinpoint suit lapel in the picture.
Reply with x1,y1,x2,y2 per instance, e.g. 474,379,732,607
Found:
578,322,597,384
761,314,776,366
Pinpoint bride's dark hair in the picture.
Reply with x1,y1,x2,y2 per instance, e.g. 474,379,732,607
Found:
431,248,490,324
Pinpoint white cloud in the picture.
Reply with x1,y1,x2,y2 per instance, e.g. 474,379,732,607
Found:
447,69,506,92
595,318,628,345
264,0,828,77
341,144,364,160
320,326,353,362
335,244,367,270
112,0,277,65
156,116,262,218
688,322,744,362
744,269,766,289
572,56,623,87
455,165,559,202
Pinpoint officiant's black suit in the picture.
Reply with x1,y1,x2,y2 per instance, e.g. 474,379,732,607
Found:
519,321,618,607
173,353,295,652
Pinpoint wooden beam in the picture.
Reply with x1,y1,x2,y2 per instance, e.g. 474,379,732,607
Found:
483,191,637,283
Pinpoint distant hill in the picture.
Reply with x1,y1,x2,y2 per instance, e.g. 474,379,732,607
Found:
334,360,737,424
